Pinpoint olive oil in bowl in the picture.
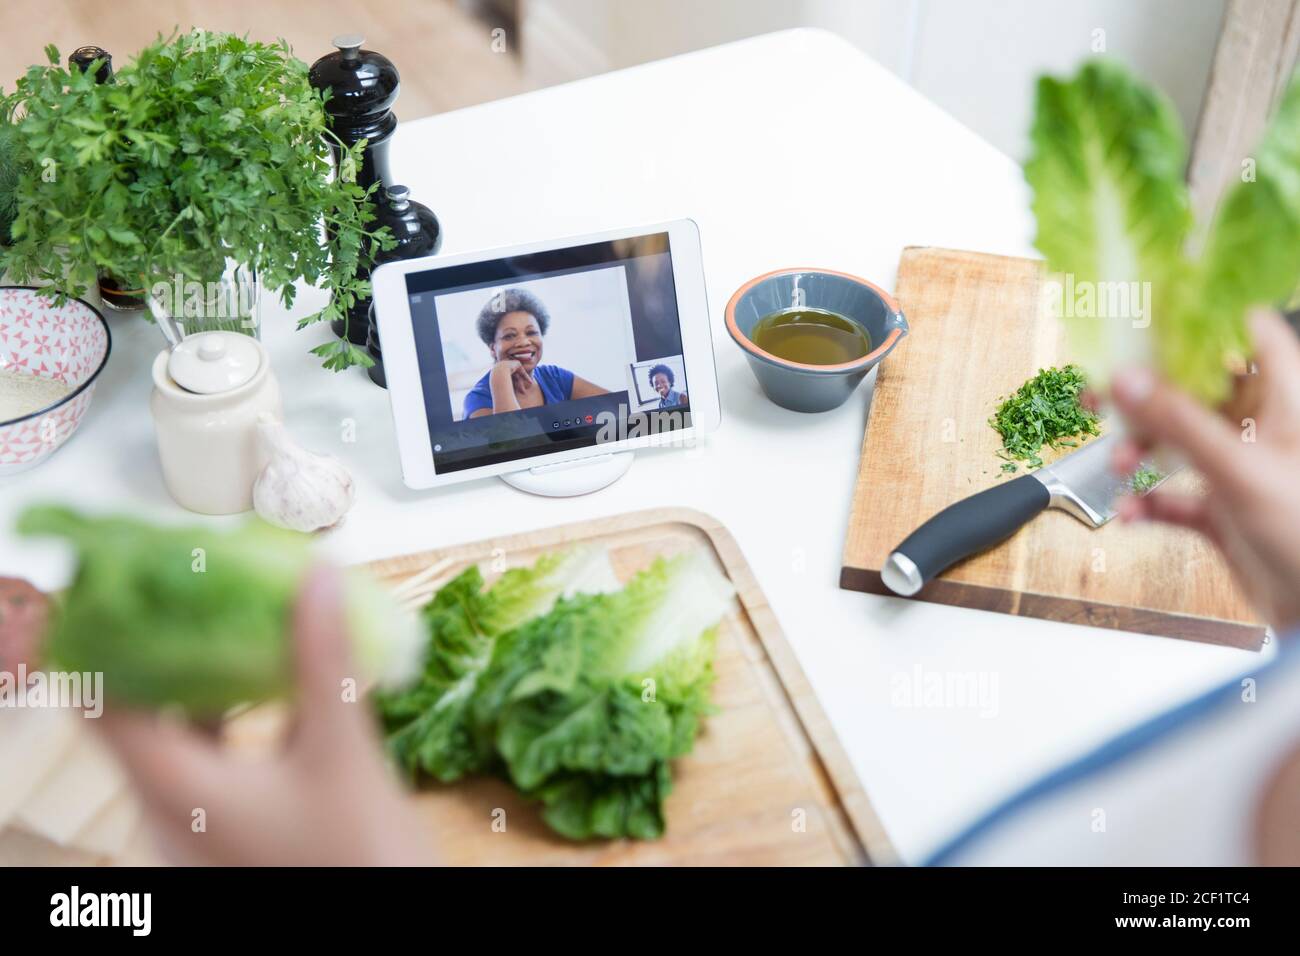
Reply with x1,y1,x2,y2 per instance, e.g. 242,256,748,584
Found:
750,307,871,365
727,268,908,412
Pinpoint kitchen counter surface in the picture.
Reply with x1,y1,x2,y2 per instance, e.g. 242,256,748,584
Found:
0,29,1263,863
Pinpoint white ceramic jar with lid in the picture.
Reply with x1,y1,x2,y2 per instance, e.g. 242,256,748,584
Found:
149,331,282,515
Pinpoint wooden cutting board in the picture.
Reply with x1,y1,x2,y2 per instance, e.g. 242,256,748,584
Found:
362,508,894,865
840,247,1264,650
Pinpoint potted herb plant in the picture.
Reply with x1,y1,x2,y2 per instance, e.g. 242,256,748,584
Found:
0,29,386,370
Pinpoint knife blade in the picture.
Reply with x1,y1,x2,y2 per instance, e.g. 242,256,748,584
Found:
880,433,1174,597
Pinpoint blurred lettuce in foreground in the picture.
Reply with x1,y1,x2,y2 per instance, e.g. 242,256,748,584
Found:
17,505,423,714
377,547,733,840
1026,60,1300,404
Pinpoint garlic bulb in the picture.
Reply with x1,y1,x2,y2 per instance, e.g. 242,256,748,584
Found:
253,415,355,533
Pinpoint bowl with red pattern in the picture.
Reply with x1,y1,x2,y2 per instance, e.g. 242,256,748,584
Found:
0,287,111,475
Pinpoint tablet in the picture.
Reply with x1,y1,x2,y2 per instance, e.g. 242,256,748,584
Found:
372,219,721,490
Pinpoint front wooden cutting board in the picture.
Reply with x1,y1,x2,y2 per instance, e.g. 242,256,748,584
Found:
363,509,896,866
840,247,1264,649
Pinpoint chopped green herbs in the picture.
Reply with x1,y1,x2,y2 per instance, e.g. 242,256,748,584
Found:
990,365,1100,469
1129,466,1162,493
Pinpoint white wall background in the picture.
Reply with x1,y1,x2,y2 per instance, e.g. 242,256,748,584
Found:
435,265,635,419
521,0,1226,161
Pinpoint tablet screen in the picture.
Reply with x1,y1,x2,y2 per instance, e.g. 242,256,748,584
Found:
403,232,693,474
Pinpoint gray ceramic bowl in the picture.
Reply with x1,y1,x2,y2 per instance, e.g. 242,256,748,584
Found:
726,268,908,413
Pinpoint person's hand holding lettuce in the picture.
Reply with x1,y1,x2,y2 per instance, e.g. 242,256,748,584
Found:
1025,60,1300,634
95,565,438,866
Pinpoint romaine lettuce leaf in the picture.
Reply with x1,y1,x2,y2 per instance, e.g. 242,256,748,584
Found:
380,548,733,840
1025,59,1191,390
377,567,496,781
479,547,622,636
474,550,730,839
1025,60,1300,404
16,505,424,715
377,547,621,782
1192,75,1300,380
533,763,673,841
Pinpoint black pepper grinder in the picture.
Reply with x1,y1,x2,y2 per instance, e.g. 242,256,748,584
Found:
309,34,401,343
68,45,113,83
69,46,145,312
365,185,442,388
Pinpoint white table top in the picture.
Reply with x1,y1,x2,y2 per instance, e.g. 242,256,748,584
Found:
0,28,1262,864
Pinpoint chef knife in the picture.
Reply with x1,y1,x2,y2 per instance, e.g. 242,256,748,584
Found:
880,433,1169,597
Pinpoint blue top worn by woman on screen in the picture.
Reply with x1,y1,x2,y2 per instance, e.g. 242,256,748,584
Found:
463,364,574,419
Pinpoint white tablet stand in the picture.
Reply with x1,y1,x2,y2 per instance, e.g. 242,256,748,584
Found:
500,451,634,497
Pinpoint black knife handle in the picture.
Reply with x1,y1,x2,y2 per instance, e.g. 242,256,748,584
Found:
881,474,1051,596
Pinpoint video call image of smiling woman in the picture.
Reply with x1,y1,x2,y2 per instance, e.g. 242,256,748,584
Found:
404,236,695,474
462,288,612,419
647,363,686,408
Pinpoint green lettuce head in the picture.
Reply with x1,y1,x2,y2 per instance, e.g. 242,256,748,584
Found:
17,505,423,715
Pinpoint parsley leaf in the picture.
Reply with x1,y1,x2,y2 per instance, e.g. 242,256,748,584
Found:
1129,466,1162,493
